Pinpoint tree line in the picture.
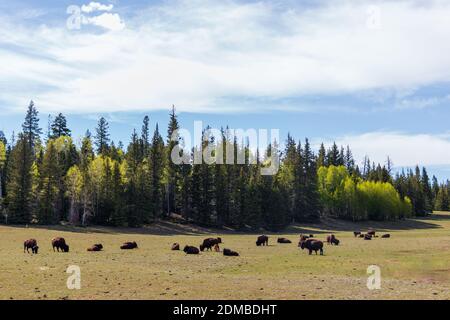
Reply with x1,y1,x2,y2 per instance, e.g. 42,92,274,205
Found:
0,101,448,230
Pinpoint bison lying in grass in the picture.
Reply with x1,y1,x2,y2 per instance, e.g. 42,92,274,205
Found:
299,239,324,255
223,248,239,256
183,245,200,254
381,234,391,238
52,237,69,252
87,244,103,251
171,243,180,250
24,239,39,254
256,235,269,246
277,237,292,244
120,241,138,249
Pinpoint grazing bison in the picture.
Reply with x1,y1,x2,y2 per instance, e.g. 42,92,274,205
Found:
256,235,269,246
277,237,292,244
120,241,138,250
326,234,340,245
183,245,200,254
52,237,69,252
300,239,324,255
223,248,239,256
24,239,39,254
353,231,361,237
171,243,180,250
87,244,103,252
200,238,222,251
381,234,391,238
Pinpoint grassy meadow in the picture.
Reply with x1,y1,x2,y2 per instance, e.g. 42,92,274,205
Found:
0,212,449,300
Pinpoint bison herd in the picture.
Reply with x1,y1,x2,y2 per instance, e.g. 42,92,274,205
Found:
22,229,391,257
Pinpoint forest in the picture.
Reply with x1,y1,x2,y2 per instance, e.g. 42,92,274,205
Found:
0,101,449,230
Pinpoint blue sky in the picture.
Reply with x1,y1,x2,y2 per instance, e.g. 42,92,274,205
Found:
1,0,450,181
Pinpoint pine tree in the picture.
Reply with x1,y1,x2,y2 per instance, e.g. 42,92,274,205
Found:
150,124,165,218
38,140,59,224
166,106,181,215
95,117,110,155
6,134,34,224
141,115,150,157
22,100,42,151
50,113,71,138
317,143,326,167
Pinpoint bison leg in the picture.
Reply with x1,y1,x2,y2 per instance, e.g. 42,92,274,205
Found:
308,249,312,255
320,248,323,255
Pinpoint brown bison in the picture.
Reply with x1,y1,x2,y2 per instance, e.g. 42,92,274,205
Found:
326,234,340,245
120,241,138,249
277,237,292,244
367,229,376,236
381,234,391,238
256,235,269,246
300,239,324,255
171,243,180,250
87,244,103,252
353,231,361,237
183,245,200,254
200,237,222,251
364,234,372,240
24,239,39,254
358,233,365,238
52,237,69,252
223,248,239,256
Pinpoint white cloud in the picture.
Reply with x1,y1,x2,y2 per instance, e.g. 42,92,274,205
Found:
1,0,450,113
326,132,450,168
81,2,114,14
86,13,125,31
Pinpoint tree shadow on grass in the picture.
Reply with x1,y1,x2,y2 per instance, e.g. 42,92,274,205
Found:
2,212,448,237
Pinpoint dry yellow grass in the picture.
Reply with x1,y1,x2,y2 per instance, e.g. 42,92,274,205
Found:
0,212,449,300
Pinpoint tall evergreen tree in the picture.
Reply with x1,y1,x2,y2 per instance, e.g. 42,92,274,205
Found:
51,113,71,138
95,117,110,155
6,134,34,224
22,100,42,150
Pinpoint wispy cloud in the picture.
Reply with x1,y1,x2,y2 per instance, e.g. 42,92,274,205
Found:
321,131,450,168
1,0,450,113
81,2,114,14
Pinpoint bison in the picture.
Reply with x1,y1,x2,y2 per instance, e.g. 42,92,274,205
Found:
277,237,292,244
183,245,200,254
256,235,269,246
299,239,324,255
367,229,376,236
52,237,69,252
381,234,391,238
358,233,365,238
87,244,103,252
223,248,239,256
199,237,222,251
326,234,340,245
171,243,180,250
24,239,39,254
120,241,138,250
364,234,372,240
353,231,361,237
